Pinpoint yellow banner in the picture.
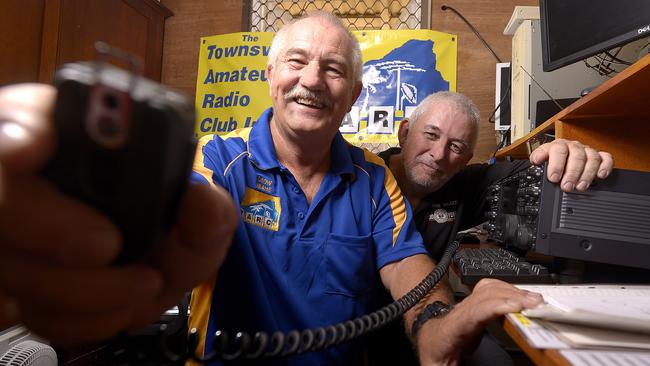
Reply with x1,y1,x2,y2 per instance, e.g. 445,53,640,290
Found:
195,32,274,137
195,30,457,144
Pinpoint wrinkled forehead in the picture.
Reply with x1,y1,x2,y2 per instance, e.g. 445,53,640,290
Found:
282,18,354,61
417,100,476,138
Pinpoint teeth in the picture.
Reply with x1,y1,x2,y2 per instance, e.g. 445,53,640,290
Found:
296,97,323,108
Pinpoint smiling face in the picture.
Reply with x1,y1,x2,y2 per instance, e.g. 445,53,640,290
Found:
399,99,476,194
266,17,362,143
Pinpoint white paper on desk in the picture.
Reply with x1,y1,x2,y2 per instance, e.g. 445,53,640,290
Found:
560,349,650,366
516,285,650,334
541,321,650,350
505,313,570,349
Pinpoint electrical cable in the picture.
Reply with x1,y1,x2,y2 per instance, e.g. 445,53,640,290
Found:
585,42,643,77
165,239,458,362
441,5,512,133
490,128,510,161
441,5,502,63
518,65,564,112
605,49,633,66
488,83,510,124
155,206,468,363
597,50,614,76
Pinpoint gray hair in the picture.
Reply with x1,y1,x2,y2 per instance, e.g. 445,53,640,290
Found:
266,11,363,83
408,91,480,150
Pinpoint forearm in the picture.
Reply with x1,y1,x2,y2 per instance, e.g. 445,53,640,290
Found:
379,254,454,339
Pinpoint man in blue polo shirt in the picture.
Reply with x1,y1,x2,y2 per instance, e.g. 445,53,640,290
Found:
186,11,544,366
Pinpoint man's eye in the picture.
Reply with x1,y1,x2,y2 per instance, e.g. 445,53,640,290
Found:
287,58,306,66
424,132,438,139
450,143,464,154
326,67,343,76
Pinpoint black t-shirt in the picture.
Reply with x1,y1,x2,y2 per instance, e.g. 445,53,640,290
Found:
379,147,530,261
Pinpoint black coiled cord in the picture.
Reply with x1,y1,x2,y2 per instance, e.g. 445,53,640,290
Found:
160,239,461,363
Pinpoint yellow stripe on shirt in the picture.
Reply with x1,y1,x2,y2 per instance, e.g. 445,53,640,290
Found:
362,150,408,247
194,135,218,189
186,276,217,366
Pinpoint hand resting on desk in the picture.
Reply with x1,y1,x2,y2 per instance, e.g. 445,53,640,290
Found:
417,278,543,365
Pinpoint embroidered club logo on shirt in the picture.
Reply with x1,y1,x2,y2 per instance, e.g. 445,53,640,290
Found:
241,188,281,231
430,208,456,224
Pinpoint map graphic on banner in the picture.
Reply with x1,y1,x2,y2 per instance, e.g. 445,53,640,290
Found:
195,30,456,145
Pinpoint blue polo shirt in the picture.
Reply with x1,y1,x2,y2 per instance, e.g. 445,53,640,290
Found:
189,108,427,365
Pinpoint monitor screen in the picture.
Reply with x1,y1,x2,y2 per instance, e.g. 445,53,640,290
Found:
540,0,650,71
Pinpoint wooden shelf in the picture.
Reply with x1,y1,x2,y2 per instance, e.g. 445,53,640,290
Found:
503,317,572,366
496,53,650,172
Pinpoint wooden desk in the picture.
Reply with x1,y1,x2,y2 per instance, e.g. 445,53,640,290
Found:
496,53,650,172
503,316,571,366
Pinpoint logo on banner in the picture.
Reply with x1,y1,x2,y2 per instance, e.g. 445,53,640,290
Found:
344,39,450,136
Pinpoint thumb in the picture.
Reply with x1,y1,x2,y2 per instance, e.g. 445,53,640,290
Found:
0,84,57,174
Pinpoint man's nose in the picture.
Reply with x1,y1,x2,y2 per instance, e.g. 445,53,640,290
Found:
299,61,325,90
429,141,447,162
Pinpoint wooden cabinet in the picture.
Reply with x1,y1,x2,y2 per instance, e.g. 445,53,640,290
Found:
0,0,172,84
496,53,650,173
0,0,46,84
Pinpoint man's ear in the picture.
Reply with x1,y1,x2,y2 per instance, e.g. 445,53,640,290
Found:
345,82,362,112
398,118,411,147
266,64,274,94
350,82,362,106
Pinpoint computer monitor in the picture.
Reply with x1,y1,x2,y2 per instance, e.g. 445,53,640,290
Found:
539,0,650,72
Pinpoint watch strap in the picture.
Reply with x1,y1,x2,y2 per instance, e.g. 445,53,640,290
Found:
410,300,453,338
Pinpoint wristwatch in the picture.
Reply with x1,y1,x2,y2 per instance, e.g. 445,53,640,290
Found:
410,300,453,338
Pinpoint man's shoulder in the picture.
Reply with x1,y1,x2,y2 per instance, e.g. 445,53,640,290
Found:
199,107,271,160
346,144,393,172
199,129,251,156
377,147,401,166
343,145,402,196
194,130,253,180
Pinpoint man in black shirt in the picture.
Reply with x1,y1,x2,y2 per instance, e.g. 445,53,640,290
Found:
381,91,613,262
367,91,613,365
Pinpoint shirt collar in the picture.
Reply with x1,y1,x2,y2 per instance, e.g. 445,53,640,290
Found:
247,107,355,179
330,132,355,178
247,108,279,170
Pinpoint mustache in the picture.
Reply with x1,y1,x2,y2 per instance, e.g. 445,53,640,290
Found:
284,86,331,108
415,156,443,172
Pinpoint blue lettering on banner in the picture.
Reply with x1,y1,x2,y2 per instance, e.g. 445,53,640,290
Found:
202,92,251,108
206,44,270,60
203,68,268,84
200,117,238,133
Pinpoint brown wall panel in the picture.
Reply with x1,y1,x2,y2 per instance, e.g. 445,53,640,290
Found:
161,0,244,100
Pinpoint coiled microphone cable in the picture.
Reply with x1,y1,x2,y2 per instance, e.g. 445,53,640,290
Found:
160,239,461,363
160,200,467,364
